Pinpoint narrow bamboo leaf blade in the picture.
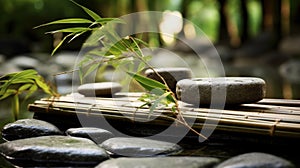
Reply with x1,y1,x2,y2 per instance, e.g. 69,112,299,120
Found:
18,84,32,92
137,62,146,73
93,18,124,25
12,94,19,121
71,0,101,21
135,81,153,91
47,27,91,34
68,30,88,43
149,92,172,118
9,79,35,84
13,69,37,79
0,70,37,95
133,37,149,47
34,78,52,95
0,89,17,100
166,94,176,103
25,84,38,99
84,29,104,46
127,71,167,90
83,63,99,78
78,66,84,84
34,18,93,29
130,37,144,57
51,33,74,56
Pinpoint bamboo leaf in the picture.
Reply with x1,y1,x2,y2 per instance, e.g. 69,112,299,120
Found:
83,63,99,78
46,27,91,34
92,18,124,26
8,79,35,84
68,30,88,43
71,0,101,21
133,37,149,47
0,70,37,95
149,92,172,118
127,71,167,91
18,84,32,92
130,37,144,57
12,94,19,121
13,69,37,79
0,89,17,100
51,33,74,56
79,66,84,84
25,84,38,99
34,78,52,95
34,18,93,29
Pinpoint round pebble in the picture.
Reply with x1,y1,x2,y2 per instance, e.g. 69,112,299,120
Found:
100,137,182,157
216,152,295,168
66,127,114,144
176,77,266,105
145,67,192,93
77,82,122,97
2,119,62,141
0,135,109,167
96,157,220,168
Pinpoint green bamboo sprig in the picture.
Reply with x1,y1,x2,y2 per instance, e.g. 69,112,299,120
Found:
35,0,207,140
0,69,59,120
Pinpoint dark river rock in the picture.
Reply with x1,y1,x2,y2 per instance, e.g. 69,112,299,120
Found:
0,135,109,167
96,156,220,168
66,127,114,144
1,119,62,141
100,137,182,157
215,152,295,168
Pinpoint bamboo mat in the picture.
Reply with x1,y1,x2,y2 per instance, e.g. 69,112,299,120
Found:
28,92,300,139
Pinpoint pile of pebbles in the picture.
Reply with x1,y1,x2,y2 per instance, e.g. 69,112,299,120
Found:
0,119,295,167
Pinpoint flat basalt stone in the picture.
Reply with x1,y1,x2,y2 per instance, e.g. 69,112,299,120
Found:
2,119,62,141
96,157,220,168
77,82,122,97
100,137,182,157
176,77,266,105
0,135,109,167
66,127,114,144
216,152,295,168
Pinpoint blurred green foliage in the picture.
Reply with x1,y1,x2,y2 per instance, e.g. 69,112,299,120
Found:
0,0,270,54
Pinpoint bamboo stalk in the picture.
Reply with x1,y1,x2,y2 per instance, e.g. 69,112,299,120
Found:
258,98,300,107
28,104,300,138
35,98,300,124
29,101,300,137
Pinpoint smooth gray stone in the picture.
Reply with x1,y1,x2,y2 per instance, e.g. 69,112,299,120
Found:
100,137,182,157
2,119,62,141
78,82,122,97
53,51,78,69
176,77,266,105
66,127,114,144
145,67,192,92
96,157,220,168
0,135,109,167
8,56,40,69
216,152,295,168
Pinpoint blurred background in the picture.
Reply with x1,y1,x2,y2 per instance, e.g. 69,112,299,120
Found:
0,0,300,99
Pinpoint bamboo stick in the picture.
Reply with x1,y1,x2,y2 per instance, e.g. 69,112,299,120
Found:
30,96,300,137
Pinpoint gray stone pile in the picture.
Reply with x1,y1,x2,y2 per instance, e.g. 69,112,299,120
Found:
0,119,295,167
